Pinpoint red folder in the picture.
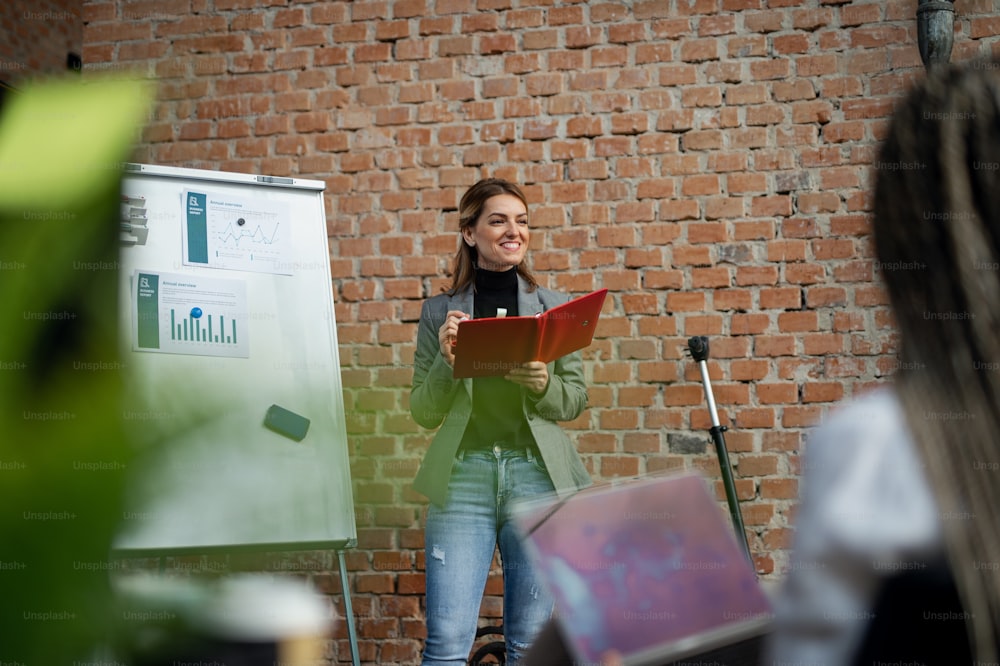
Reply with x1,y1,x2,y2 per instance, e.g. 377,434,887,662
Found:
452,288,608,379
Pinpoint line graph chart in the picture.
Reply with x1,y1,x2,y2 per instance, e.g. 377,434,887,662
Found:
184,190,293,275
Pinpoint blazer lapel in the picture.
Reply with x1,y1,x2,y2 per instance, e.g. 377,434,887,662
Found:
517,275,544,316
448,287,474,318
515,276,544,413
448,287,475,396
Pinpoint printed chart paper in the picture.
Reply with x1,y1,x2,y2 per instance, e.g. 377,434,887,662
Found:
132,270,249,358
182,189,293,275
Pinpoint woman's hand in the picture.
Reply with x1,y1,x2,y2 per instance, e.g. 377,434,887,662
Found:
437,310,470,367
506,361,549,395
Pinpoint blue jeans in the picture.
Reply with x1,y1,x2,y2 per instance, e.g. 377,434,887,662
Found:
421,446,556,666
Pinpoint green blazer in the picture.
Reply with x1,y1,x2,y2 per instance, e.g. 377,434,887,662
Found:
410,275,593,507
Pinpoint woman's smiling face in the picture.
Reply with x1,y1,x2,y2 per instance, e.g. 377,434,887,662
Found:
462,193,529,272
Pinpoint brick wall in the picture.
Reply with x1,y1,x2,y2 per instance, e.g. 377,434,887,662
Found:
0,0,81,85
82,1,1000,664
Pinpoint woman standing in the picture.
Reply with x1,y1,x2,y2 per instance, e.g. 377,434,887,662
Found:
410,178,592,665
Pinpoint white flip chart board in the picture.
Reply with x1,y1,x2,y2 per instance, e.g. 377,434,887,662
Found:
114,163,356,554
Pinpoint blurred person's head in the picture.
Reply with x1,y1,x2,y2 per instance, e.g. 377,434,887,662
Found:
449,177,538,293
873,57,1000,661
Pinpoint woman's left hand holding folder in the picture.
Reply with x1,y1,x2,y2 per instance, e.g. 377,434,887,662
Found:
505,361,549,395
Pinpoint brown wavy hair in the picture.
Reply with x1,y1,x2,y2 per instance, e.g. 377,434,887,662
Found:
447,177,538,294
873,58,1000,661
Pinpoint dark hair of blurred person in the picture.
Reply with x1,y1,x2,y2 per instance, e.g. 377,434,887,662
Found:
768,58,1000,665
873,58,1000,661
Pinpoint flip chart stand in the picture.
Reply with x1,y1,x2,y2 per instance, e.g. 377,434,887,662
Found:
112,162,361,666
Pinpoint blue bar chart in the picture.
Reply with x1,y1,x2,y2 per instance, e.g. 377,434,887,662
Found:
170,309,239,345
133,270,249,358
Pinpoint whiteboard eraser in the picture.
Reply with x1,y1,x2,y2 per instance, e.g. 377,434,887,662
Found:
264,404,310,442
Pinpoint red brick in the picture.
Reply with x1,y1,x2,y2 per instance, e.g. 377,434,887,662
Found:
751,195,793,217
738,454,779,477
727,34,767,57
680,38,719,62
728,172,767,194
802,382,845,403
713,289,753,310
750,58,790,80
757,383,798,405
786,263,826,284
379,641,422,663
756,336,795,357
806,287,848,308
673,245,712,266
803,333,845,355
735,408,776,429
782,405,825,428
680,85,722,109
666,292,706,312
761,478,798,499
735,266,778,286
665,385,705,406
682,174,721,196
601,455,640,477
778,311,818,332
355,573,394,594
773,33,810,54
798,191,841,213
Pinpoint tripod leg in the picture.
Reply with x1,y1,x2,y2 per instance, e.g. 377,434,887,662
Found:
710,425,753,567
688,338,755,570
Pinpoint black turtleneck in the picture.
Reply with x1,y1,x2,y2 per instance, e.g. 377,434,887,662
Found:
472,266,518,319
460,268,536,452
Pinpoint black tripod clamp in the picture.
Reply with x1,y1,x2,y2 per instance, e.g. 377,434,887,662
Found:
687,334,711,363
686,336,754,568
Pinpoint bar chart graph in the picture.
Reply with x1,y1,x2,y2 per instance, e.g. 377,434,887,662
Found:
134,270,249,358
169,309,239,345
